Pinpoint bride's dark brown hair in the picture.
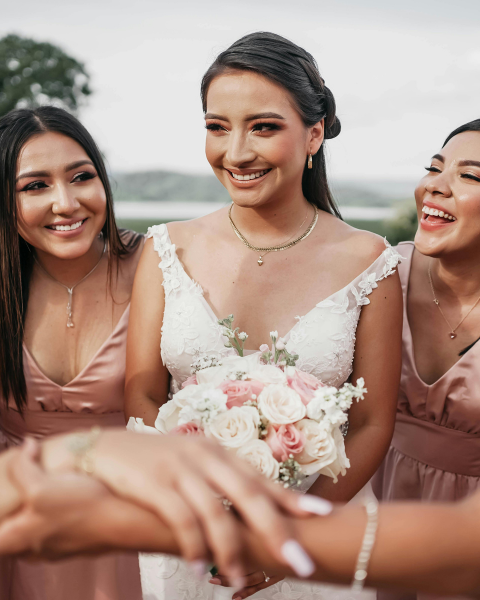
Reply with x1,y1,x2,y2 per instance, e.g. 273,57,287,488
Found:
0,106,142,410
201,31,342,218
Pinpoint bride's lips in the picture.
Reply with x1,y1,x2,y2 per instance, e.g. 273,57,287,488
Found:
226,168,272,188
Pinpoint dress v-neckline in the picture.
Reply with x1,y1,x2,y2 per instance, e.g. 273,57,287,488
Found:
403,243,480,388
164,225,389,347
23,305,130,389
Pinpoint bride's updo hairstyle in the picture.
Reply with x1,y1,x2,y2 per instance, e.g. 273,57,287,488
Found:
0,106,142,409
201,31,342,218
442,118,480,146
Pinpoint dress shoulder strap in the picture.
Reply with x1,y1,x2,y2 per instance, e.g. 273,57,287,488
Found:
350,238,404,307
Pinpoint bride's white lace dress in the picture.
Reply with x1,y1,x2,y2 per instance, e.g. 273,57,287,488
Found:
139,224,402,600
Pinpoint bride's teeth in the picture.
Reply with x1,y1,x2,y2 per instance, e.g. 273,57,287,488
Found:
231,169,267,180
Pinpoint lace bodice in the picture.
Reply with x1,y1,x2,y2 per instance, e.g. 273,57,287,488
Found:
148,224,402,390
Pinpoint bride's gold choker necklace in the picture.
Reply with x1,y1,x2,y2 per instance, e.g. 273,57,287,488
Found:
228,204,318,266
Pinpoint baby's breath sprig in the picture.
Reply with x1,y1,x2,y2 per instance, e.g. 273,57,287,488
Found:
190,355,222,374
278,455,304,488
261,331,299,367
218,315,248,357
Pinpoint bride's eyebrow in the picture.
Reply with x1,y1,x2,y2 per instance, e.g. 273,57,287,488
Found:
431,154,445,162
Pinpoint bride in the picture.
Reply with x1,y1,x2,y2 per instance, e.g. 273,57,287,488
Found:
126,32,403,599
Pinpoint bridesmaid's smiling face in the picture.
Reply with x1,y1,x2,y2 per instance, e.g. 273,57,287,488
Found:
414,131,480,258
15,132,107,260
204,70,324,209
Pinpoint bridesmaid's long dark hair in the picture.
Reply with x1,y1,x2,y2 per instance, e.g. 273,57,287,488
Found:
0,106,142,410
201,31,342,218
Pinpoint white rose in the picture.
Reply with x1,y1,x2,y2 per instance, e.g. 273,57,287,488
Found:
196,354,261,387
206,406,260,449
257,384,306,424
295,419,340,479
249,365,287,385
318,427,350,481
155,400,182,434
178,388,228,426
237,440,280,481
126,417,161,435
155,384,205,433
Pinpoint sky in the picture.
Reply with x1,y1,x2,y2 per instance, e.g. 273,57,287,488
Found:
2,0,480,181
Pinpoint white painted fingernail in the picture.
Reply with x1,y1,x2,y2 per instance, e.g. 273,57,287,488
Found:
281,540,315,578
190,559,208,578
298,495,333,516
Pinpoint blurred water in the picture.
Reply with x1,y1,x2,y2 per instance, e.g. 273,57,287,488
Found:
114,201,394,222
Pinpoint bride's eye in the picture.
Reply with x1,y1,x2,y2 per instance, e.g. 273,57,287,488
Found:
252,122,281,133
425,166,441,173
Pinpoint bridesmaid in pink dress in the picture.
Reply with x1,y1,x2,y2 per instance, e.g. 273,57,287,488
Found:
373,119,480,600
0,106,143,600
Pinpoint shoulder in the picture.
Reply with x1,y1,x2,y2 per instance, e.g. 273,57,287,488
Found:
163,207,229,249
323,216,390,271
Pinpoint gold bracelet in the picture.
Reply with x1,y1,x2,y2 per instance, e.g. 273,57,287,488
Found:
67,426,102,475
352,496,379,591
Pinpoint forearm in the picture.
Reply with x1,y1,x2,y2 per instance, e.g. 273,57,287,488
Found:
0,448,21,521
309,422,392,501
124,392,162,427
239,501,480,597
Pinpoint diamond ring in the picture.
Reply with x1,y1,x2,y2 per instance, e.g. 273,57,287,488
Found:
263,572,271,583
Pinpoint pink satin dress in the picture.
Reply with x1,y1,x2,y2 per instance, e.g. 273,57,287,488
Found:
0,306,142,600
373,242,480,600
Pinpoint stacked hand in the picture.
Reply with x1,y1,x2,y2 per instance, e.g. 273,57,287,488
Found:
1,429,331,587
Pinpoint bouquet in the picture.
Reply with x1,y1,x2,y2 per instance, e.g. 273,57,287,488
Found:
127,315,366,488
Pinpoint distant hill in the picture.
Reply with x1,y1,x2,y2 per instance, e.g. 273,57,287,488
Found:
111,169,416,207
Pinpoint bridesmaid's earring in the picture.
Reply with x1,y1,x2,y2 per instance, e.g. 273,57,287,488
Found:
307,154,313,169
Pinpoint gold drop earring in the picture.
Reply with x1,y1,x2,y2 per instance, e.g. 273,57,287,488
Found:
307,153,313,169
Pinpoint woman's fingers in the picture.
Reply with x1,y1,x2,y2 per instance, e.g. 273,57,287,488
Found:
175,468,245,586
232,576,283,599
137,484,209,563
210,570,265,588
194,450,314,577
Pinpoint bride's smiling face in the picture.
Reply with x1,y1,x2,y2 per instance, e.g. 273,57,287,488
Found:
414,131,480,257
204,70,323,208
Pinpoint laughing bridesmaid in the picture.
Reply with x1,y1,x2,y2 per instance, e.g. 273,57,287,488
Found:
0,107,143,600
373,119,480,600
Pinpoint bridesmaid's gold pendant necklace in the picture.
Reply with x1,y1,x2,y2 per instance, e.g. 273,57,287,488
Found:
229,204,318,266
33,238,106,328
428,261,480,339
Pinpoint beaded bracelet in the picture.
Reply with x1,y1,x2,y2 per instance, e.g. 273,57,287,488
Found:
351,496,379,591
67,426,102,475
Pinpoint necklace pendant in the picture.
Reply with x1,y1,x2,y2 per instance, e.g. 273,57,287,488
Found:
449,332,457,339
257,257,264,266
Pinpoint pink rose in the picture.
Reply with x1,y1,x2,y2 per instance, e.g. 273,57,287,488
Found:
266,423,305,462
170,422,203,435
287,369,322,405
218,379,265,408
181,374,198,388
